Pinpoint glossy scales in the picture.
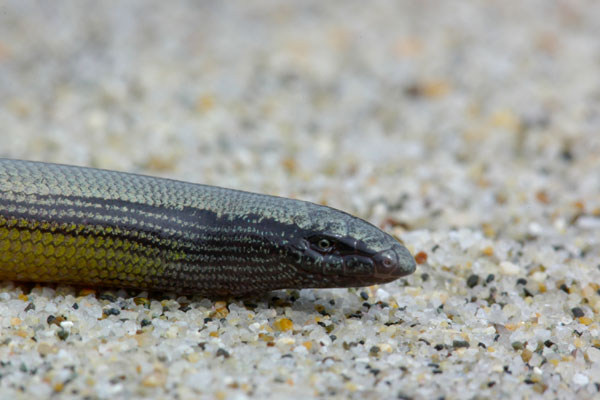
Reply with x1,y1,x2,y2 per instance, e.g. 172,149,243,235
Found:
0,159,415,296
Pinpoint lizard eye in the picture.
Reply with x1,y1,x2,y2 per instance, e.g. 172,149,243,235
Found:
318,238,332,251
307,235,336,253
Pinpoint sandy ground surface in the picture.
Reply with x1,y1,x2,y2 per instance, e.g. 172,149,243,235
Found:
1,1,600,399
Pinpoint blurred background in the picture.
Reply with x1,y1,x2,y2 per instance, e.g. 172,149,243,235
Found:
1,1,599,238
1,1,600,398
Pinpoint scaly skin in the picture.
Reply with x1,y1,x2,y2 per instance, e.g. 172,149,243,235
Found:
0,159,415,296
